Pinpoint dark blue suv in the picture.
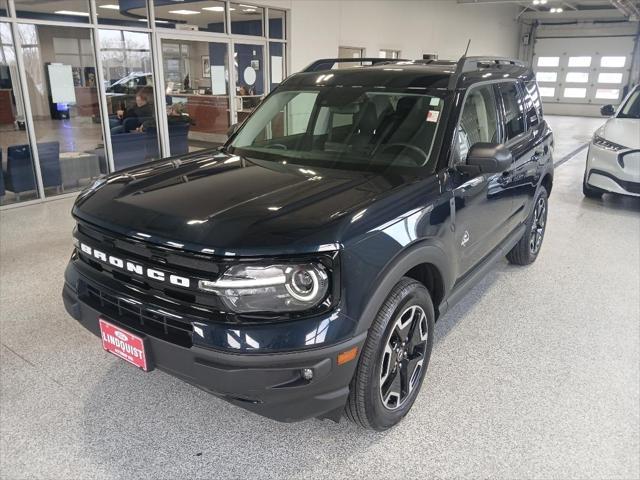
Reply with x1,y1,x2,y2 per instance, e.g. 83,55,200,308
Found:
62,56,553,430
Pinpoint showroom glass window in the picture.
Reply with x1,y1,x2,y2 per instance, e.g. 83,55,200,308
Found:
17,23,106,197
0,2,290,208
160,38,230,153
497,82,526,140
1,22,39,205
152,1,226,32
96,1,149,27
268,10,286,91
268,9,285,39
269,42,285,91
230,3,264,36
14,0,91,23
98,29,160,170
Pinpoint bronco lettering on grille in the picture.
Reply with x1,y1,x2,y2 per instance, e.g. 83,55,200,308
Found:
79,242,191,288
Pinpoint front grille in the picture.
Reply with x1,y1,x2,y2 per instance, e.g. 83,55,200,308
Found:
80,281,193,347
74,220,227,313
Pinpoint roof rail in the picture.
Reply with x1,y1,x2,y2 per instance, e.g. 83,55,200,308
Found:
301,57,409,73
447,55,528,90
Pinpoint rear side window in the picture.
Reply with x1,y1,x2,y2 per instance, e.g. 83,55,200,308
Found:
523,80,542,128
453,84,498,164
497,82,526,140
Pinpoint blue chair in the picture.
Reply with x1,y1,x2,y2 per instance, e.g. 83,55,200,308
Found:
4,142,62,198
4,144,39,199
37,142,62,189
111,132,147,171
144,122,190,158
143,127,161,160
168,122,190,155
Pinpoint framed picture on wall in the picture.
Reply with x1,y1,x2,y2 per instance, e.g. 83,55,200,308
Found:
202,56,210,78
84,67,96,87
71,67,83,87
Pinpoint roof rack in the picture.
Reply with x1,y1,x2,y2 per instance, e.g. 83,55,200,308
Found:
301,57,409,73
447,55,527,90
299,55,528,90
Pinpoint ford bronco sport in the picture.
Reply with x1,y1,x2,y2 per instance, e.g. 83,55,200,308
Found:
63,56,554,430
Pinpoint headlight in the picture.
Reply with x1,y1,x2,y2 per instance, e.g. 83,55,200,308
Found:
593,134,626,151
198,263,330,313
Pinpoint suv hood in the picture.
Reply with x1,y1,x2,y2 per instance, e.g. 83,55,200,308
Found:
598,118,640,149
74,151,419,256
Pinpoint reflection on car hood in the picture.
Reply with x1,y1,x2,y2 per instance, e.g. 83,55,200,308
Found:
73,150,422,255
598,118,640,149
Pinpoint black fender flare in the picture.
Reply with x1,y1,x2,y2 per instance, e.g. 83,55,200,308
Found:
354,240,455,336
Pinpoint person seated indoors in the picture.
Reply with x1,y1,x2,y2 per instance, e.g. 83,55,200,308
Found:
110,87,155,134
137,102,193,132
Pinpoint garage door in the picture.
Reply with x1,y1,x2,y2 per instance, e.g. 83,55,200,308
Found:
533,36,636,116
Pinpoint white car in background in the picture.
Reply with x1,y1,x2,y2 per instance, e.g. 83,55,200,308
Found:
583,85,640,198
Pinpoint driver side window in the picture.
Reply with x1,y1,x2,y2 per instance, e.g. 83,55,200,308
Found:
453,85,498,164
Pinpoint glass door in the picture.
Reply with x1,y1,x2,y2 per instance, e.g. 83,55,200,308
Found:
17,23,107,198
1,22,40,206
232,41,265,124
159,35,231,155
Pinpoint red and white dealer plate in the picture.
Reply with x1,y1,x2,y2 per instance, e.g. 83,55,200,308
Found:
99,318,150,371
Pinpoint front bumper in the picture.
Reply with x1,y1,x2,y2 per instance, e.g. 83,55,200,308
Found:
62,264,366,423
585,144,640,197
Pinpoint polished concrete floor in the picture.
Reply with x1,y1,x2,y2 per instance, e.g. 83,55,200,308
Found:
0,116,638,479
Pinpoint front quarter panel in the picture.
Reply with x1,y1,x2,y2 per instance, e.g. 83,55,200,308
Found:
340,176,456,335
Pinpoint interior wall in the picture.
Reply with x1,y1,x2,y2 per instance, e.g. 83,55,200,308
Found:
251,0,521,73
291,1,519,71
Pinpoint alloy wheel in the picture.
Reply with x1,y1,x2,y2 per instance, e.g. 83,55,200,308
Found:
529,195,547,254
379,305,429,410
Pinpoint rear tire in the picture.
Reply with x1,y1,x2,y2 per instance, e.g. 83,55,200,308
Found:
345,278,434,431
583,171,604,198
507,186,548,266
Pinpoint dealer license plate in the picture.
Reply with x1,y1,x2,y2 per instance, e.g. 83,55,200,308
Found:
99,318,150,371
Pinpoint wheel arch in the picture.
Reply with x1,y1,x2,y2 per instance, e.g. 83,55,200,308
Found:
355,241,454,336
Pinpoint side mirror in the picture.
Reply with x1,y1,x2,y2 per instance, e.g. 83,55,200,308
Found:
227,122,240,138
461,142,512,175
600,104,615,117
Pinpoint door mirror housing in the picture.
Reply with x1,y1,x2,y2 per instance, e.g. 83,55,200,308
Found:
600,104,615,117
227,122,240,138
459,142,512,175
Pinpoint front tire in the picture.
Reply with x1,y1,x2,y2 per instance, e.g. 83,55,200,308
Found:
506,186,548,266
583,171,604,198
345,278,434,430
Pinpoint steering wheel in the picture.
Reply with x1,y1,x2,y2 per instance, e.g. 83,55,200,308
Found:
378,143,428,165
269,144,288,150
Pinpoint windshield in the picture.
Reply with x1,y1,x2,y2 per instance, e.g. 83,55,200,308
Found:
228,87,445,171
618,87,640,119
